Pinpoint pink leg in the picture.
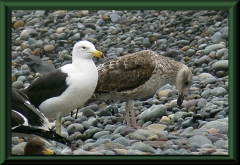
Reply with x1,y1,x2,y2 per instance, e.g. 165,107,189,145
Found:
128,99,137,129
125,101,131,127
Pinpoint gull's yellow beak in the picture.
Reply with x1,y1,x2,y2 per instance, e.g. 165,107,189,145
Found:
42,148,55,155
91,50,104,58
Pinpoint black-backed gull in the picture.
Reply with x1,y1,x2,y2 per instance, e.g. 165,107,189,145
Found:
12,87,71,147
94,50,193,128
22,40,103,135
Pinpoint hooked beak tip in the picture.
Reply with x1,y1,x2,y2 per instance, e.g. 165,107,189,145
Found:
177,91,184,106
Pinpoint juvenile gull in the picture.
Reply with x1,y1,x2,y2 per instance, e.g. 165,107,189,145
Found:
24,139,55,155
94,50,193,128
12,87,71,147
22,41,103,135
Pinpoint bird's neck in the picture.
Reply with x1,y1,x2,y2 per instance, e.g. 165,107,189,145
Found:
72,58,94,69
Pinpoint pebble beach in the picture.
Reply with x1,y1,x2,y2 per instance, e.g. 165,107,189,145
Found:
12,10,229,155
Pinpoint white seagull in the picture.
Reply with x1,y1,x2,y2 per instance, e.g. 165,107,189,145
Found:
22,41,103,135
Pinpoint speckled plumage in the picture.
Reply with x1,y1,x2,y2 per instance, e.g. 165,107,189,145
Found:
94,50,193,128
95,50,192,101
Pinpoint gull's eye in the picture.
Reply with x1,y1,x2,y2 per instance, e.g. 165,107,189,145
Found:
185,81,189,86
82,47,86,49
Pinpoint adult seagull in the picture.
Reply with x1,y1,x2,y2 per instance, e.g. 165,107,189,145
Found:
22,41,104,135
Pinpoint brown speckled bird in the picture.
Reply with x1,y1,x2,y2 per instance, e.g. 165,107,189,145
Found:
94,50,193,128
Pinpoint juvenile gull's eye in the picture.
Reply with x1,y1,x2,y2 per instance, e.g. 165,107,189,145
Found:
185,81,189,86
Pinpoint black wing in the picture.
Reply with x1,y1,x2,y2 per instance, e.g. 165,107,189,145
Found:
12,87,45,127
12,126,72,147
22,69,68,108
12,88,72,147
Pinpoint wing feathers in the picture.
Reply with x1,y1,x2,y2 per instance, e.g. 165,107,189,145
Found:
22,69,68,108
96,50,155,92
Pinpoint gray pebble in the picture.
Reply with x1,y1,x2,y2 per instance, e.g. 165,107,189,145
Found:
138,104,166,122
201,119,228,131
81,121,91,129
212,60,228,71
20,30,29,40
125,149,142,155
205,77,217,84
113,137,130,146
44,45,55,52
211,87,228,97
12,81,24,89
187,135,213,146
220,27,228,39
67,123,84,134
162,50,178,58
211,32,222,42
201,89,212,98
182,118,194,128
204,44,226,54
93,131,110,140
17,76,27,82
132,142,156,153
198,73,214,80
143,38,151,48
110,13,121,23
216,48,228,59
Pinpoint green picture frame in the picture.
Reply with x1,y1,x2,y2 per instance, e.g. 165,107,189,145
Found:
0,0,238,164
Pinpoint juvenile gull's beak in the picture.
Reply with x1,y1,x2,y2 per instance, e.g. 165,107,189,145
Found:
177,91,184,106
91,50,104,58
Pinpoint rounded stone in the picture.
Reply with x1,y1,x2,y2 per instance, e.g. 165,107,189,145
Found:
159,116,171,124
212,60,228,71
201,89,212,98
187,135,213,146
28,38,37,45
82,10,89,16
13,20,25,29
138,105,167,122
12,81,24,89
44,45,55,52
182,46,190,51
113,137,130,146
20,42,29,51
67,123,84,134
52,10,67,17
93,131,110,140
20,30,29,40
82,109,96,118
81,121,91,129
17,76,27,82
204,44,226,54
211,87,228,97
198,73,214,81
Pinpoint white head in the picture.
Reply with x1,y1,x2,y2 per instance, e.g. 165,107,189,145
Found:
72,40,103,61
175,66,193,106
